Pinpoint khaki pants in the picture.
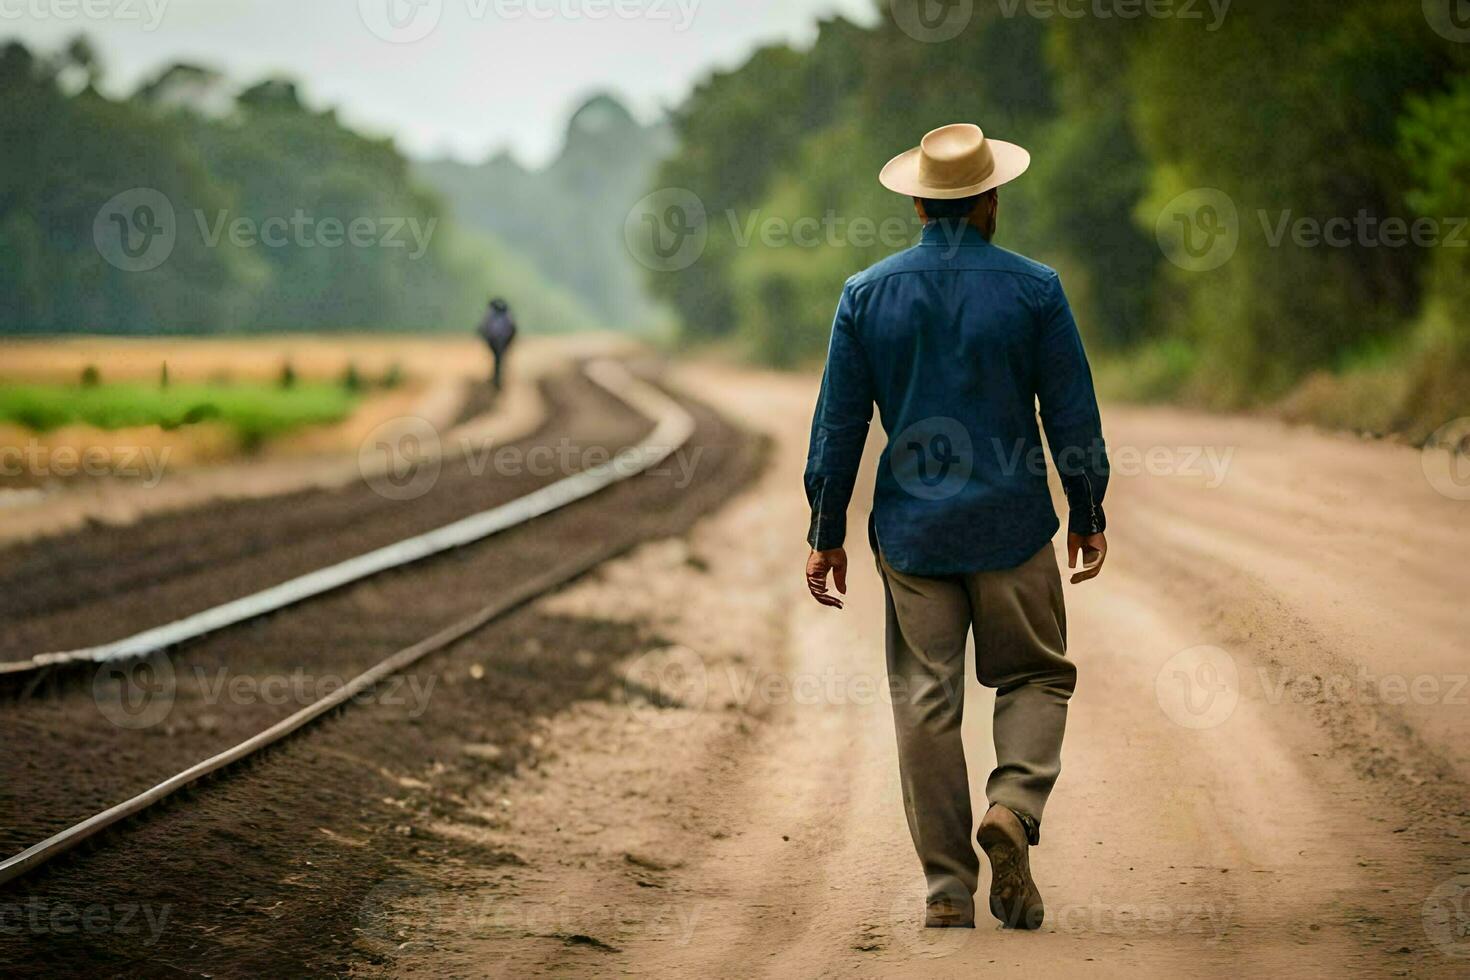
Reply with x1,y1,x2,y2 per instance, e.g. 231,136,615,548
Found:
877,544,1075,903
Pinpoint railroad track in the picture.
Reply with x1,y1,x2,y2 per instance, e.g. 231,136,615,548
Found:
0,359,697,888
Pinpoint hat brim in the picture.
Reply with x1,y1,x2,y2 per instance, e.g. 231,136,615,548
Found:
878,139,1031,199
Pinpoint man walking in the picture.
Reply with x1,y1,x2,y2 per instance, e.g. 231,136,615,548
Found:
803,124,1109,931
477,297,518,392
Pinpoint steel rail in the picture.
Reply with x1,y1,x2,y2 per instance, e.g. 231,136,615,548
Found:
0,360,694,886
0,360,692,676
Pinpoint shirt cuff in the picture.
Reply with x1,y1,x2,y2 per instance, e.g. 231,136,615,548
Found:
1068,504,1106,537
807,513,846,553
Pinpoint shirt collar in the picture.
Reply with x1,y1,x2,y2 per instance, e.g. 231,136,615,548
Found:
919,220,992,249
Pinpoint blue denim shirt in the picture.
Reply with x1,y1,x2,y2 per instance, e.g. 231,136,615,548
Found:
804,221,1109,576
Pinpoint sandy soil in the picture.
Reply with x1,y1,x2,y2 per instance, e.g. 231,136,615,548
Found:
366,363,1470,977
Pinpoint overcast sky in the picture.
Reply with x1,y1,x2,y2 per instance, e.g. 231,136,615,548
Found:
4,0,876,165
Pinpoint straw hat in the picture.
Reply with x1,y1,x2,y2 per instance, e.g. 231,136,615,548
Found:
878,123,1031,199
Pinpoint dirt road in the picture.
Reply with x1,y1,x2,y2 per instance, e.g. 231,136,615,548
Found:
377,364,1470,978
3,353,1465,977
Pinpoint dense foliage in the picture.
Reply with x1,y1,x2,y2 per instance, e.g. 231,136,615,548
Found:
649,1,1470,431
0,40,604,335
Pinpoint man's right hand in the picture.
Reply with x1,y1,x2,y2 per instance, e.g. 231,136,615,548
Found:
806,548,848,609
1067,532,1107,584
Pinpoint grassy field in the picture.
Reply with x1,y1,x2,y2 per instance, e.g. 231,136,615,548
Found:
0,335,627,486
0,381,359,445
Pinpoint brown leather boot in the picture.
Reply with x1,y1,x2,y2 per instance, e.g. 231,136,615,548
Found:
978,804,1044,930
924,896,975,929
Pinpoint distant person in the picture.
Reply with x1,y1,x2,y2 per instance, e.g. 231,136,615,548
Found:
803,124,1110,931
477,297,518,392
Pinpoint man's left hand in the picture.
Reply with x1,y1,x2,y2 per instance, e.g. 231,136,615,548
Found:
806,548,848,609
1067,532,1108,584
